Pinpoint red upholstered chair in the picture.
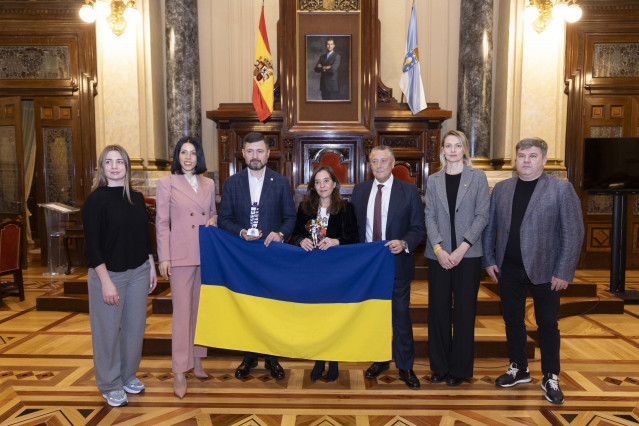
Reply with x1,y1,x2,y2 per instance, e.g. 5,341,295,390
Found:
312,151,349,184
392,161,416,184
0,219,25,301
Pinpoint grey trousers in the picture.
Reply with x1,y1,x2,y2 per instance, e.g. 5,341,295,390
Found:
88,260,150,393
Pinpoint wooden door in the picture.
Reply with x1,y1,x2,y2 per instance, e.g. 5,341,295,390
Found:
580,96,639,268
33,97,83,265
565,6,639,270
0,96,26,221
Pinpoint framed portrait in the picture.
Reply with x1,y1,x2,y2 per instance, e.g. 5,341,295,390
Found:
305,34,351,102
296,12,361,125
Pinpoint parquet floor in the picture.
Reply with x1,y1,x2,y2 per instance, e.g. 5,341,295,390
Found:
1,265,639,425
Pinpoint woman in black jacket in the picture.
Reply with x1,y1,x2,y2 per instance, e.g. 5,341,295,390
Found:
291,165,358,381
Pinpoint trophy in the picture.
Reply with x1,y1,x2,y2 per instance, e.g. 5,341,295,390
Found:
305,218,322,248
248,202,260,236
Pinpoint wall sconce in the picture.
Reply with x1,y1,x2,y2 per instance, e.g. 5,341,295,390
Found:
79,0,140,36
523,0,582,33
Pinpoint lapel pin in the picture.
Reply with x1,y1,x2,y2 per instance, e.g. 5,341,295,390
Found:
270,178,273,181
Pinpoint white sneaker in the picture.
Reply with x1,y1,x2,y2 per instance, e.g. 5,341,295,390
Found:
123,378,145,394
102,389,128,406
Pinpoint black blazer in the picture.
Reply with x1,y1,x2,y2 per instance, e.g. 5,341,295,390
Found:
351,178,426,281
291,201,359,246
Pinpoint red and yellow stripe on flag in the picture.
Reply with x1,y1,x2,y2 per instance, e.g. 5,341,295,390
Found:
252,5,273,122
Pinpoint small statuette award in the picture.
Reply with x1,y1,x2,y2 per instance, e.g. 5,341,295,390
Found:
305,218,322,248
248,202,260,236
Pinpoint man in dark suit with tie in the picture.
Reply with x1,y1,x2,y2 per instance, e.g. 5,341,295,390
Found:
483,137,584,404
351,145,426,390
218,131,297,380
314,38,341,100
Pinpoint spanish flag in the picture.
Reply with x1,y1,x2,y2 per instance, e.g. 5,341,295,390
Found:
252,5,274,122
195,226,394,362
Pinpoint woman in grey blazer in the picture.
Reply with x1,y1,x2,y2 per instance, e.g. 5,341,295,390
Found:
424,130,490,386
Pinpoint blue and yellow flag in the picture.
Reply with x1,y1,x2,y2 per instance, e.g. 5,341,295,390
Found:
195,226,394,362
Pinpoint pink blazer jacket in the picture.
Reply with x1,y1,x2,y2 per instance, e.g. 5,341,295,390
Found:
155,174,217,267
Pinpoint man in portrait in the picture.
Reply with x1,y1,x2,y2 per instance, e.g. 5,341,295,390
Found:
314,37,341,100
482,137,584,405
217,131,297,381
351,145,426,390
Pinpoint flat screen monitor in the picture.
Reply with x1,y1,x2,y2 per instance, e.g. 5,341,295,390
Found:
583,137,639,193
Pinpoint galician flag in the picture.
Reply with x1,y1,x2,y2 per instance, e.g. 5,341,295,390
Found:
399,1,427,114
252,4,274,122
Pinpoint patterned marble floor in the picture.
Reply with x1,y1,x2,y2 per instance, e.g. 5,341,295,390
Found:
1,267,638,425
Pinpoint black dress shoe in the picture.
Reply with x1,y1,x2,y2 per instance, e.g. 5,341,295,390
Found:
234,359,257,379
446,375,464,386
430,373,447,383
310,360,325,382
264,359,285,380
365,361,390,379
399,369,420,390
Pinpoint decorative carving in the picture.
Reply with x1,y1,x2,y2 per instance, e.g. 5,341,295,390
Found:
265,135,278,148
593,42,639,78
591,106,604,118
364,139,374,157
298,0,359,11
589,226,611,249
381,136,418,148
377,81,396,103
587,194,613,215
220,133,229,162
0,125,19,213
335,0,359,11
590,126,622,138
299,0,321,11
0,46,70,79
240,133,278,148
308,147,350,162
284,138,294,161
43,126,74,205
426,134,438,162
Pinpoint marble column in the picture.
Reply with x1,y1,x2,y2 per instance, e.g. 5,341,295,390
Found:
457,0,493,166
165,0,201,154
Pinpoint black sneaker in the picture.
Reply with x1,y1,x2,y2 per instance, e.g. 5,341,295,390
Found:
495,363,532,388
541,373,564,404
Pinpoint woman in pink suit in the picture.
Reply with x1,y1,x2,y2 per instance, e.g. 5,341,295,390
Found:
155,136,217,398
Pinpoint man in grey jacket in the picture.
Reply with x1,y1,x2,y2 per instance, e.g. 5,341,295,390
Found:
482,137,584,405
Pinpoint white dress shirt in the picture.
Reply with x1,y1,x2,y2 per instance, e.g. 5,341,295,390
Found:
248,168,265,205
365,175,394,242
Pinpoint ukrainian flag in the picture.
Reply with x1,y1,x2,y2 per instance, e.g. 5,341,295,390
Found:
195,226,394,362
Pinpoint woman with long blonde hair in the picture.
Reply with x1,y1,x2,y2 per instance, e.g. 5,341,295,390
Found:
82,144,157,407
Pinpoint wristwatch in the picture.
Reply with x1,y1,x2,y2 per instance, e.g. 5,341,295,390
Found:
402,240,409,252
278,232,285,242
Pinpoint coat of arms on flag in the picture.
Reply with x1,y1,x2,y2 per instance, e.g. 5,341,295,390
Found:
253,57,273,86
402,48,419,72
